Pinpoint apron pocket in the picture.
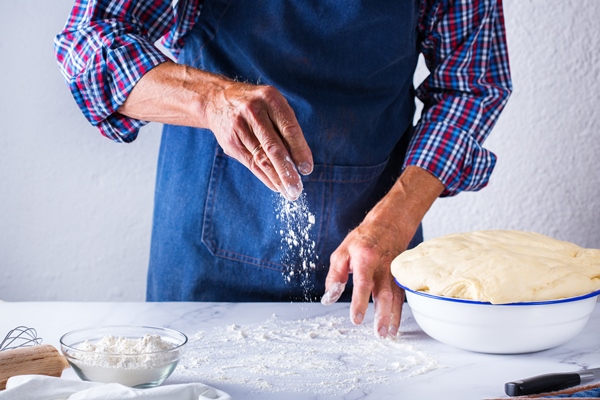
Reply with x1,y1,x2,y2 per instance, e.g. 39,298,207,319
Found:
201,148,390,271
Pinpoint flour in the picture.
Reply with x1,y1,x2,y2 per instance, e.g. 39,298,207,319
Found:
275,193,318,300
74,334,176,369
174,314,442,396
68,334,181,387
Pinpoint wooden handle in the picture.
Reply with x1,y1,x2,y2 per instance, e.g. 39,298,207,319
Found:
0,344,70,390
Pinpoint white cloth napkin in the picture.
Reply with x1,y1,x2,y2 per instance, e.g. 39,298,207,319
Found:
0,375,232,400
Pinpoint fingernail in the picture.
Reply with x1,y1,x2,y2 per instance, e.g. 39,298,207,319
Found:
298,162,313,175
388,325,398,338
285,183,302,200
321,291,331,305
351,313,364,325
377,325,388,339
321,282,345,306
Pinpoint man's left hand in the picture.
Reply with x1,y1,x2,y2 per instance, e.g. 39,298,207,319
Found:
321,166,445,338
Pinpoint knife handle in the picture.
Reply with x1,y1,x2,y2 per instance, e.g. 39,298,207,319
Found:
505,373,581,396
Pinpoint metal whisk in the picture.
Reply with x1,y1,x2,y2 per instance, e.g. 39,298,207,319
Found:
0,326,42,351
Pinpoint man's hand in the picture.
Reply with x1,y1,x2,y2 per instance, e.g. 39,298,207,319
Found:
321,166,444,338
324,217,408,339
118,61,313,201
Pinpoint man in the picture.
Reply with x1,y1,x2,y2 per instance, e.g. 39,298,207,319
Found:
55,0,511,338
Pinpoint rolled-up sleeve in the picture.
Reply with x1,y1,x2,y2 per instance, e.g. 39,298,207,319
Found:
406,0,512,196
54,0,201,142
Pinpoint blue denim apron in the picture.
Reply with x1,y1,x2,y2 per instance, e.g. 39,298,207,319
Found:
147,0,421,301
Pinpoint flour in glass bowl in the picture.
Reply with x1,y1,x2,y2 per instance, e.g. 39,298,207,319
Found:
68,334,180,387
75,334,176,368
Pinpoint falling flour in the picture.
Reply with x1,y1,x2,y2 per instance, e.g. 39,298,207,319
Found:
173,314,443,396
275,193,318,300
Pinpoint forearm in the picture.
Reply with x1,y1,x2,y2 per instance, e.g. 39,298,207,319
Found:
362,165,445,252
117,61,229,129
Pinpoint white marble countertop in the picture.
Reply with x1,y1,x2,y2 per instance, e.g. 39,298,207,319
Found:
2,301,600,399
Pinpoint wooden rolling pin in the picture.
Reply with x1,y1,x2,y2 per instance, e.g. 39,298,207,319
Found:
0,344,70,390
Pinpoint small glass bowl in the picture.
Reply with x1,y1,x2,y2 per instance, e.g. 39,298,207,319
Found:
60,325,188,388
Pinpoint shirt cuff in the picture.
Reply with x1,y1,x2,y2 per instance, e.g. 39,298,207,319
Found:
403,121,497,197
97,113,149,143
72,39,169,143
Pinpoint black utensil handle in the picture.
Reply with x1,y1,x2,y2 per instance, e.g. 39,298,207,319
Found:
505,373,581,396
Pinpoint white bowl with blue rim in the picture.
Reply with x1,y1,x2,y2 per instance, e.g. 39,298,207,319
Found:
396,281,600,354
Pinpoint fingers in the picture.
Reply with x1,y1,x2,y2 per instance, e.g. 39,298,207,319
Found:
266,94,313,176
372,272,393,339
349,254,374,327
327,246,374,326
322,247,351,305
251,127,303,201
247,141,282,193
388,285,405,338
356,264,401,339
247,88,308,200
247,156,278,192
230,120,278,192
327,230,403,339
213,83,313,201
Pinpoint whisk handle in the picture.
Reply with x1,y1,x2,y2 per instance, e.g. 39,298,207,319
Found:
0,344,70,390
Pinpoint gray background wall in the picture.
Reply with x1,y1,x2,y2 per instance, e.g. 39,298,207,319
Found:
1,1,598,301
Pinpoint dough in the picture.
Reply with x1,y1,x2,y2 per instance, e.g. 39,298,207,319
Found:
391,230,600,304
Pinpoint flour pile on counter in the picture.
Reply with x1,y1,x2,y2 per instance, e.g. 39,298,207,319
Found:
173,314,441,396
75,334,175,368
276,194,318,300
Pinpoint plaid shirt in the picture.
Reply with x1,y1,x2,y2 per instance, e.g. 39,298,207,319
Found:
54,0,512,196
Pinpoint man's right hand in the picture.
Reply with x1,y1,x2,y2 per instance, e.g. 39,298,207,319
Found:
119,61,313,200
